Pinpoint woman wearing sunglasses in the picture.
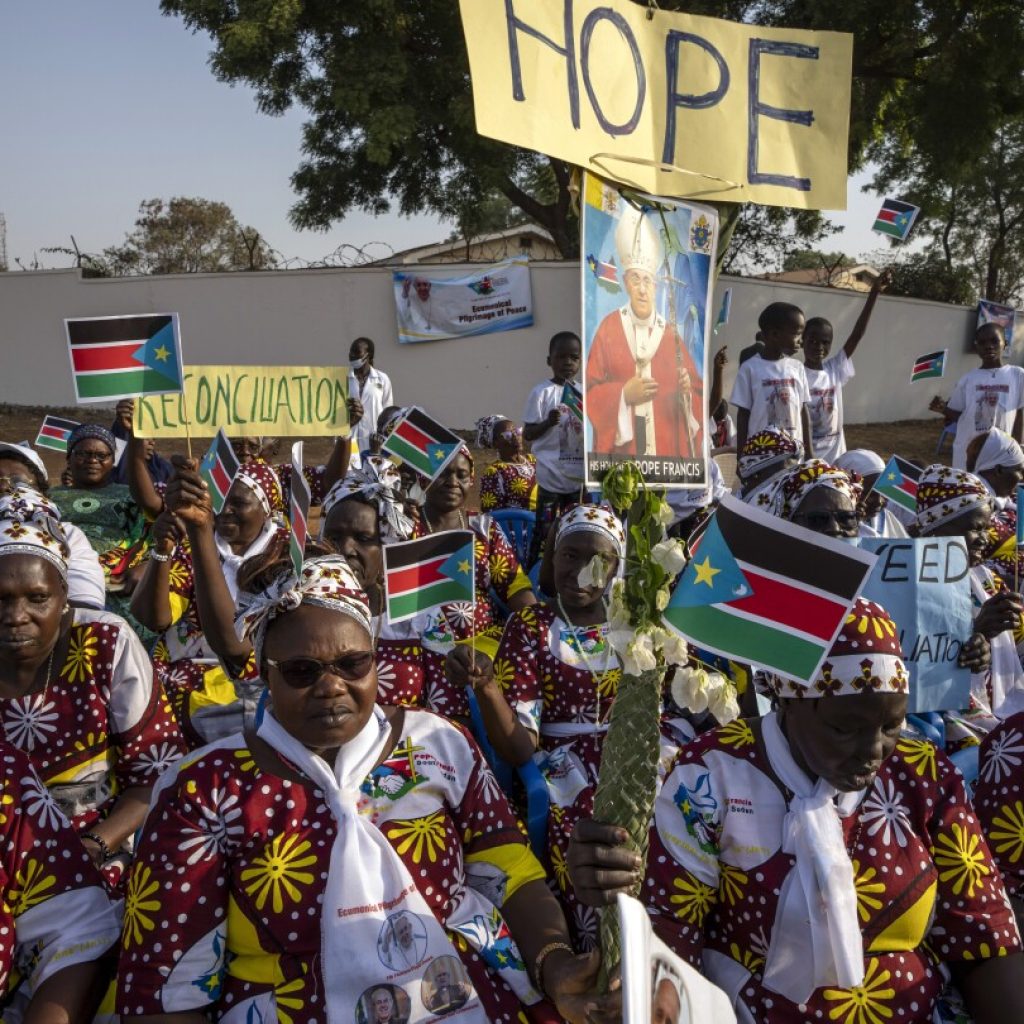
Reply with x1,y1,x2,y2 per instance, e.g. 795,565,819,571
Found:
475,415,538,512
118,554,611,1024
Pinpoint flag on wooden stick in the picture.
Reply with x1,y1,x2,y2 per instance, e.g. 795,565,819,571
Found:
64,313,184,403
663,494,876,683
289,441,311,577
198,429,240,515
384,531,475,623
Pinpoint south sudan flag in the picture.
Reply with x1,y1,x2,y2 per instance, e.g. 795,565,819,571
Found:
65,313,184,403
199,429,240,515
34,415,80,453
873,198,920,242
911,349,946,382
384,531,475,624
871,455,922,513
561,382,583,422
382,406,463,483
664,494,876,684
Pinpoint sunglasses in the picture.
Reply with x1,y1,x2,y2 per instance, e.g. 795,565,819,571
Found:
264,652,375,688
793,511,860,531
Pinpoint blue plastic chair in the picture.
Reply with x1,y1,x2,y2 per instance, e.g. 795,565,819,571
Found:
492,509,536,568
936,422,955,455
949,745,980,790
465,686,550,858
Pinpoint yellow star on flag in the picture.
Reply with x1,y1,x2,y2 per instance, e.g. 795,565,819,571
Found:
457,559,471,575
153,344,171,362
692,556,721,588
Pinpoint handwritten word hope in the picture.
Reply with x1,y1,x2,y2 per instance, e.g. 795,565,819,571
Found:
459,0,853,209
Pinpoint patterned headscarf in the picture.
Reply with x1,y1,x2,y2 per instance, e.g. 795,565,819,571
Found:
0,517,70,582
983,513,1023,583
236,556,372,664
770,460,858,522
66,423,116,456
321,457,414,543
768,597,908,699
914,464,990,535
0,481,61,523
738,428,799,481
555,503,626,562
474,415,508,450
236,460,284,516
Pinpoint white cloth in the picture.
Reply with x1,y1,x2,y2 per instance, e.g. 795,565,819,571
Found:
63,522,105,608
760,713,864,1004
257,708,490,1024
948,365,1024,469
836,449,886,478
730,355,811,452
862,507,909,539
804,352,855,463
974,427,1024,474
523,379,584,492
348,366,394,464
213,519,278,605
970,566,1024,717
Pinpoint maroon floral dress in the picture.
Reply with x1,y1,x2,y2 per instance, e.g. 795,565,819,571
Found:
974,708,1024,899
479,457,538,512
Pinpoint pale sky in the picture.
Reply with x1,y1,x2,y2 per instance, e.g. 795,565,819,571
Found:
1,2,893,270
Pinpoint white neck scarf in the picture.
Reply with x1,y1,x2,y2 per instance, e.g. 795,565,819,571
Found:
970,566,1024,715
215,518,277,603
760,712,864,1004
257,708,487,1023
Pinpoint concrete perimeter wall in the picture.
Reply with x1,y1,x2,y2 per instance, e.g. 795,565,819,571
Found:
0,264,989,428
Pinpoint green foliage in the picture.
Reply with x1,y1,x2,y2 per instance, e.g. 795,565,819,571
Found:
873,250,976,306
782,250,855,273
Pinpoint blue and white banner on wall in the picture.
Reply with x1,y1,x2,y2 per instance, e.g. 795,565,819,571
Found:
392,257,534,344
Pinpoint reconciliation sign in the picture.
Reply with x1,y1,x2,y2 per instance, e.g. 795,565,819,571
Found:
133,365,349,439
859,537,972,714
458,0,853,209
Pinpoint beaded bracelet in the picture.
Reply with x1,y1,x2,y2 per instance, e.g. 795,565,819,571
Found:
149,550,172,562
532,940,574,994
81,832,111,862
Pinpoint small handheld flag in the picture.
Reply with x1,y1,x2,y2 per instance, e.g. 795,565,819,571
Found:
663,494,876,684
715,289,732,332
873,198,920,242
64,313,185,404
911,349,946,383
870,455,922,514
34,415,80,453
382,407,464,484
561,382,583,422
289,441,311,578
198,429,240,515
384,531,476,623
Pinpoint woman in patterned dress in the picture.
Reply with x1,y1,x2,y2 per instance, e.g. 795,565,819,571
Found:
470,505,684,949
0,518,184,883
0,740,121,1023
569,598,1024,1024
411,445,535,657
117,554,611,1023
476,415,538,513
130,460,288,747
735,428,799,510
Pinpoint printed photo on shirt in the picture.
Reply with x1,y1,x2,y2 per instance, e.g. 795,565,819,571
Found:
581,173,715,489
356,983,411,1024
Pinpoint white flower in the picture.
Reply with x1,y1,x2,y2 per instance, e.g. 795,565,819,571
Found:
573,904,599,951
622,632,658,675
861,776,912,848
177,788,244,865
659,630,689,668
137,742,181,777
577,554,609,589
475,768,505,806
375,660,397,698
655,587,670,612
671,667,710,714
981,728,1024,785
3,696,59,752
708,682,740,724
20,773,66,830
651,539,687,577
653,499,675,528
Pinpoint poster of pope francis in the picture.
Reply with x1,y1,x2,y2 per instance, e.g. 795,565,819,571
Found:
581,173,718,489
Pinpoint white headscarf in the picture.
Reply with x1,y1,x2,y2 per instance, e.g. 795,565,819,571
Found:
973,428,1024,474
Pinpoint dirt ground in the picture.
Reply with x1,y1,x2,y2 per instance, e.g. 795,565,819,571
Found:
0,402,950,501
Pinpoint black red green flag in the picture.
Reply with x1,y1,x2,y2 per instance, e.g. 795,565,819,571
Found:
34,415,80,453
869,456,922,513
383,531,475,623
664,494,876,683
199,429,240,515
382,407,463,483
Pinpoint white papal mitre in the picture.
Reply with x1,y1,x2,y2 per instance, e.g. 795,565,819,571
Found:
615,204,663,277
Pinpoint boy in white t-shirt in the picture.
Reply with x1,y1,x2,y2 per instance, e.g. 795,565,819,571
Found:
730,302,813,456
802,270,888,464
941,323,1024,469
522,331,585,563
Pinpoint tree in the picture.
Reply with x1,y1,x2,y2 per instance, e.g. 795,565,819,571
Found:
161,0,1024,260
96,197,276,275
782,250,854,273
872,250,975,305
720,207,836,275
